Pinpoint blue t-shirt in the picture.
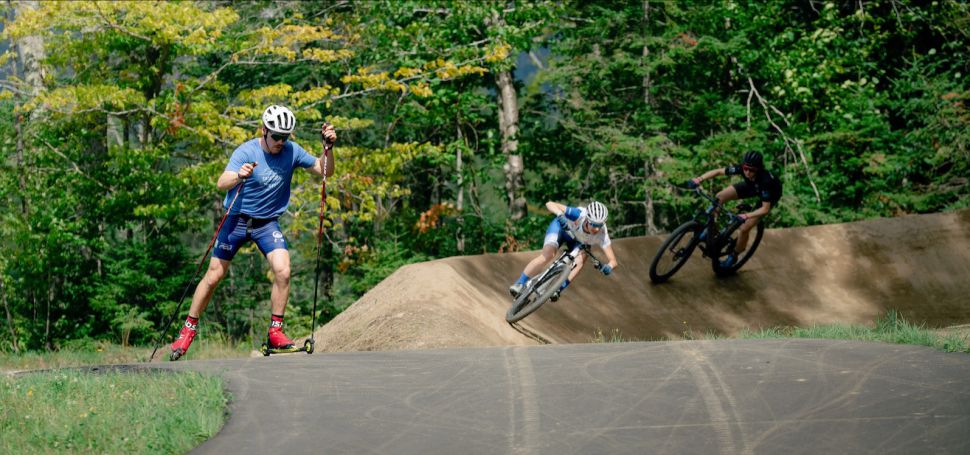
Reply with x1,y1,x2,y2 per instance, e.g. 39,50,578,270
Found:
222,138,318,218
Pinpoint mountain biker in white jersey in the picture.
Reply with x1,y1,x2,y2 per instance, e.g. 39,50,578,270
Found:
509,201,619,301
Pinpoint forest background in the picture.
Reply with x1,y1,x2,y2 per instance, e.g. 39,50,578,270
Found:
0,1,966,353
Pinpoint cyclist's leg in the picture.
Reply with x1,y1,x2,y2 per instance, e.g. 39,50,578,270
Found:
522,244,558,278
519,219,565,279
714,183,751,264
716,184,741,204
734,200,763,254
735,217,759,254
553,240,584,296
566,247,587,283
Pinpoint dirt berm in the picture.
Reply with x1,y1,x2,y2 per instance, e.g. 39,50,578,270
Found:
313,209,970,352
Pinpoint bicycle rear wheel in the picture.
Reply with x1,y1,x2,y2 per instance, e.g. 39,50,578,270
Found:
649,220,702,283
506,261,571,323
711,221,765,276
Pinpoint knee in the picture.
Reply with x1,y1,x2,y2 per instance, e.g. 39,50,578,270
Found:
203,265,227,287
274,266,291,284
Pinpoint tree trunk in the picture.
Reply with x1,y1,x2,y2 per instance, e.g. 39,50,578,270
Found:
642,0,652,107
45,274,53,351
107,115,125,149
641,1,665,234
455,120,465,253
644,160,659,235
496,70,527,220
10,0,45,217
15,112,28,216
2,279,19,353
13,0,45,96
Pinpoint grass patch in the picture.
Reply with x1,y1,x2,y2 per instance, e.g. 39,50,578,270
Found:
0,336,253,373
736,310,970,353
588,311,970,354
1,369,228,455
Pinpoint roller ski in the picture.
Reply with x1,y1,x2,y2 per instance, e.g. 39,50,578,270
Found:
259,338,315,356
259,320,314,356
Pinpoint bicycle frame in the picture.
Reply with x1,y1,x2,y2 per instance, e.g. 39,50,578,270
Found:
532,241,602,287
648,185,764,283
689,188,747,255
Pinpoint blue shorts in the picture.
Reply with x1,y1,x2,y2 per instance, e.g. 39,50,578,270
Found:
212,215,288,261
542,218,581,251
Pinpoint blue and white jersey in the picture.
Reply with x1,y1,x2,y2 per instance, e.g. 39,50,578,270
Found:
222,138,318,219
561,206,611,248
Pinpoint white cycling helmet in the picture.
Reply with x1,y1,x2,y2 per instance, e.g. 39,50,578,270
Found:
262,105,296,134
586,201,608,225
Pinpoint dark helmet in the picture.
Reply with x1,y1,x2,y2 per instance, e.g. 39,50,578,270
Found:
742,151,763,169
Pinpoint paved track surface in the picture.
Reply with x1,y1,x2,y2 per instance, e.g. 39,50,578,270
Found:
155,340,970,455
150,210,970,453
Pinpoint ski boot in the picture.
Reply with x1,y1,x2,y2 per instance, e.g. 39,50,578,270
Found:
268,325,295,350
169,319,198,361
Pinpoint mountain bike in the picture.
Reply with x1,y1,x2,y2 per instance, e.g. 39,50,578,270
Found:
506,219,606,323
648,186,765,283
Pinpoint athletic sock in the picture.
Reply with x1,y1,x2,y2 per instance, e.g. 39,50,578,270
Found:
559,279,570,291
516,273,530,285
270,313,285,329
184,316,199,331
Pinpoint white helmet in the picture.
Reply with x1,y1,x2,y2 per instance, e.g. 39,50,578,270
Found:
262,105,296,134
586,201,608,225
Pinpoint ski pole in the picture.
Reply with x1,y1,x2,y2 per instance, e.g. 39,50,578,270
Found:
147,172,249,362
309,128,334,347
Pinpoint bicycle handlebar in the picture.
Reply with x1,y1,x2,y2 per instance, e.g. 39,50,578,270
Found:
676,185,749,228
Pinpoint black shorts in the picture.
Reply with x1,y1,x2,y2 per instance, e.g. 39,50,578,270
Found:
731,180,771,208
732,180,759,200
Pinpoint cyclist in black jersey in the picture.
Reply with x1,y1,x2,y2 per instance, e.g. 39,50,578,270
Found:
687,151,782,268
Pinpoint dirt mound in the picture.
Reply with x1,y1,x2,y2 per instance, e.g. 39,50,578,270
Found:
314,209,970,352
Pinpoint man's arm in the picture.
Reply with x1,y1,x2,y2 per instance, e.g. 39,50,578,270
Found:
741,201,772,221
545,201,567,216
601,243,618,270
217,162,256,191
308,147,334,178
691,167,726,185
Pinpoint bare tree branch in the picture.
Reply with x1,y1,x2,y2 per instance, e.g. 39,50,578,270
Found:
746,77,821,202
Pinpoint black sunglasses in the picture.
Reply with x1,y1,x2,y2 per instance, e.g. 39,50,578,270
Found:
270,132,290,142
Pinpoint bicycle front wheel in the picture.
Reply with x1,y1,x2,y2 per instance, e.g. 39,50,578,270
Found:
649,220,702,283
506,261,571,323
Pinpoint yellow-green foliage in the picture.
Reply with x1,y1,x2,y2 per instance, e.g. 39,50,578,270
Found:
22,85,146,114
4,1,239,49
